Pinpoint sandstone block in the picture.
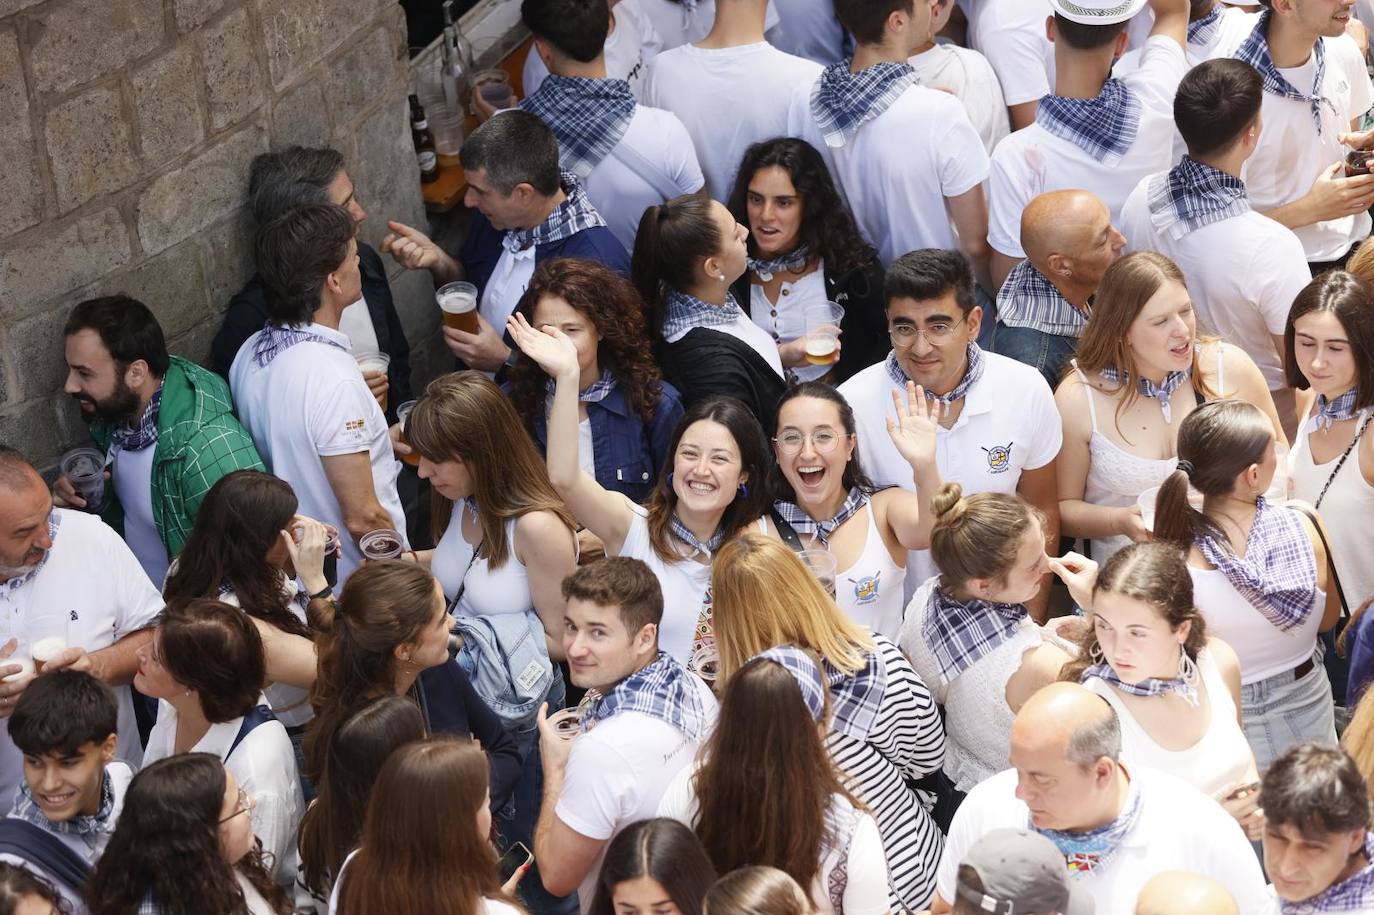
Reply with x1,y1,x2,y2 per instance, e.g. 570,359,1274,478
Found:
257,0,356,91
136,124,266,256
45,84,140,214
173,0,226,33
28,0,165,96
132,44,205,168
269,76,332,150
203,9,266,132
77,237,210,339
0,31,44,238
8,304,73,403
201,209,255,311
0,209,133,318
326,26,402,129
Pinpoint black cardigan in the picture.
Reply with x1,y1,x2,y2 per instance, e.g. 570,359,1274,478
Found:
654,327,787,432
416,660,523,812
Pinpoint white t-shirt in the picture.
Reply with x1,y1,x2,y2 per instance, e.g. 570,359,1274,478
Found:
111,443,169,586
987,36,1190,259
1120,173,1311,390
787,80,989,266
581,105,704,251
636,0,780,51
229,323,407,585
328,849,525,915
936,766,1270,915
767,0,845,65
908,43,1010,154
0,509,161,810
960,0,1055,107
523,0,664,101
643,41,822,201
556,674,718,911
1115,6,1257,74
336,296,380,357
1239,33,1374,262
838,350,1061,593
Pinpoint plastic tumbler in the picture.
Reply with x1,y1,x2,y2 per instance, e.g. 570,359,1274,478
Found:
355,353,391,411
360,529,405,562
396,400,420,467
798,549,838,600
437,282,480,334
61,447,106,511
802,301,845,367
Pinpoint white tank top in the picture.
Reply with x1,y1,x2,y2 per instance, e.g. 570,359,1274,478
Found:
1189,564,1324,684
1085,647,1252,797
835,504,906,639
432,508,534,617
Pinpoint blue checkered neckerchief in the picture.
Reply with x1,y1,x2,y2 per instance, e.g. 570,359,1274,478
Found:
923,585,1028,684
1281,831,1374,913
504,172,606,254
821,638,886,742
1197,497,1319,633
773,488,870,548
1034,777,1143,879
810,60,918,148
1035,79,1142,165
1147,156,1250,241
1081,659,1199,707
544,369,617,412
1234,11,1337,134
669,514,725,560
661,289,743,341
884,343,985,406
756,645,826,721
1099,364,1191,423
520,76,637,179
749,246,812,282
1188,3,1222,46
110,386,162,453
1,512,60,595
251,323,347,368
1309,388,1360,434
14,767,116,839
996,260,1090,337
583,650,705,739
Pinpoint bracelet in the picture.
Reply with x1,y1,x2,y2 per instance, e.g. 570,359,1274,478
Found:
308,584,334,601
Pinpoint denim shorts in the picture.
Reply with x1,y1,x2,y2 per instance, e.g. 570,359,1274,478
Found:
1242,647,1337,772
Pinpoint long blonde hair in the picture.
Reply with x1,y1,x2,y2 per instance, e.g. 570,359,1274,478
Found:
1342,679,1374,793
710,533,873,680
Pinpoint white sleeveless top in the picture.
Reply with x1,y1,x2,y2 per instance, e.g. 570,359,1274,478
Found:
218,578,314,729
1190,562,1324,684
432,508,533,617
1288,407,1374,611
835,504,906,639
1084,648,1252,797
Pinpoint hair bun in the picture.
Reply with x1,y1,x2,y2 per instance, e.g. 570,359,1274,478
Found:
930,482,967,526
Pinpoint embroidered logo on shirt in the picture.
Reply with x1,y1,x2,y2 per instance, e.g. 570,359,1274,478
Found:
849,572,881,605
344,419,366,431
982,442,1014,474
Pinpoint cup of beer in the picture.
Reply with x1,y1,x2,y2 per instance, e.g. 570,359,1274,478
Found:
61,447,107,511
691,643,720,687
802,301,845,366
798,548,838,600
355,353,391,411
360,529,405,562
396,400,420,467
438,282,480,334
548,707,582,740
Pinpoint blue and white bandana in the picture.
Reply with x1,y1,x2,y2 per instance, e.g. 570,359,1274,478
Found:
1099,364,1191,423
1234,11,1337,134
670,514,725,560
1188,3,1223,47
1281,831,1374,913
749,246,811,282
996,260,1090,337
820,639,886,742
923,586,1028,684
110,385,162,453
504,172,606,254
1034,778,1143,878
584,650,705,738
885,343,985,406
1147,156,1250,241
251,323,347,368
14,768,116,840
773,488,870,548
544,370,617,413
810,61,918,148
1309,388,1360,434
661,289,744,341
756,645,826,721
1,512,60,595
1035,79,1141,165
1195,497,1319,633
520,76,637,179
1081,659,1199,707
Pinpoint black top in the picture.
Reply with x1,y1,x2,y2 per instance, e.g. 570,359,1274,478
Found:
416,660,523,811
654,327,787,432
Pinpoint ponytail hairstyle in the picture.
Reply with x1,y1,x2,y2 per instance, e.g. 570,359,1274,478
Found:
1152,399,1273,548
928,483,1045,594
632,194,723,339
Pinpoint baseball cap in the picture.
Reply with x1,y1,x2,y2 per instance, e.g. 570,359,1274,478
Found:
1048,0,1149,26
955,829,1095,915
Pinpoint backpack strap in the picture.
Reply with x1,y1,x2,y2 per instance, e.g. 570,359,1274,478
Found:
227,704,277,761
0,818,91,892
769,508,805,552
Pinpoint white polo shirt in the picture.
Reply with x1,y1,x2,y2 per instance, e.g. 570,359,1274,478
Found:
786,81,989,267
959,0,1055,108
0,509,162,811
643,41,822,201
838,350,1061,594
936,766,1270,915
523,0,663,100
229,324,407,585
1120,172,1311,391
636,0,780,51
987,36,1190,259
908,42,1010,154
1238,33,1373,262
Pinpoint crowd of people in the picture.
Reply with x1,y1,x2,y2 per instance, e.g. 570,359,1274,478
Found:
11,0,1374,912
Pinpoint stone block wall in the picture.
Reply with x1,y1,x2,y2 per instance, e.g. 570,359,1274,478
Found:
0,0,447,466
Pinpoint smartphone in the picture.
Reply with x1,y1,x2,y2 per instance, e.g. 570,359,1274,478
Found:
499,841,534,884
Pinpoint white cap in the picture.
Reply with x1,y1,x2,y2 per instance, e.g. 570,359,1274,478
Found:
1049,0,1149,26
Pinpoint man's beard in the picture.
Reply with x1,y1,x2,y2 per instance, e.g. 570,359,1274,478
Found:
71,377,141,426
0,551,44,580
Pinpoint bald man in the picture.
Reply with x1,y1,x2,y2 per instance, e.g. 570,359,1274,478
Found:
989,190,1125,388
929,683,1268,915
1135,871,1238,915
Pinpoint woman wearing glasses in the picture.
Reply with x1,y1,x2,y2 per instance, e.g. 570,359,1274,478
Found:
769,381,942,637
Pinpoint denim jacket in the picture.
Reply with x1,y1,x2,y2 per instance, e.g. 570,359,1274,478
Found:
452,610,553,729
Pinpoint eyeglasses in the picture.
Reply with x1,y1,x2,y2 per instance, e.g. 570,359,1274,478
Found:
219,786,253,824
888,316,966,346
772,430,850,453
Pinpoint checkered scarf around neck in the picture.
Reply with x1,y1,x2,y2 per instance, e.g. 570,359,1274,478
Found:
503,171,606,254
810,60,918,148
773,488,870,548
1098,364,1191,423
1235,10,1338,133
1308,388,1360,434
1147,156,1250,241
923,585,1028,684
998,259,1090,337
1034,777,1143,879
1281,831,1374,913
1188,4,1223,46
582,650,705,738
2,511,60,595
661,289,743,340
748,246,812,282
544,370,617,414
1195,496,1319,633
252,322,347,367
520,76,637,179
15,767,116,838
110,385,162,452
884,343,985,406
755,645,826,721
1035,79,1141,165
820,642,885,742
1080,659,1199,707
669,514,726,561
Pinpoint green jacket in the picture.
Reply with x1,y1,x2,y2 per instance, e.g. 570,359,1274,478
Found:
91,356,265,558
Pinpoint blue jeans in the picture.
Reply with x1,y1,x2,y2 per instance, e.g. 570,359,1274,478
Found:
989,322,1078,390
1242,647,1337,772
975,286,997,350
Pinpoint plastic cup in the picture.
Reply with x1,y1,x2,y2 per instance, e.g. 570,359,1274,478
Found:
1136,484,1205,532
1,655,33,684
473,70,516,110
1346,147,1372,178
548,708,581,740
692,644,720,685
360,529,404,562
437,282,480,334
798,549,838,599
30,637,66,673
396,400,420,467
355,353,391,411
291,522,340,588
803,302,844,367
60,447,106,511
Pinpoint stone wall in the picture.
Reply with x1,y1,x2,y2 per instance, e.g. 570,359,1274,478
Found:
0,0,445,466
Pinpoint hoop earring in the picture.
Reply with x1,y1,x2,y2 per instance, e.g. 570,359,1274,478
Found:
1089,641,1104,664
1178,649,1199,684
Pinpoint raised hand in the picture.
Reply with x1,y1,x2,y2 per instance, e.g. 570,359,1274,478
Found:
1048,551,1099,612
380,220,443,271
507,312,581,381
886,381,942,470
